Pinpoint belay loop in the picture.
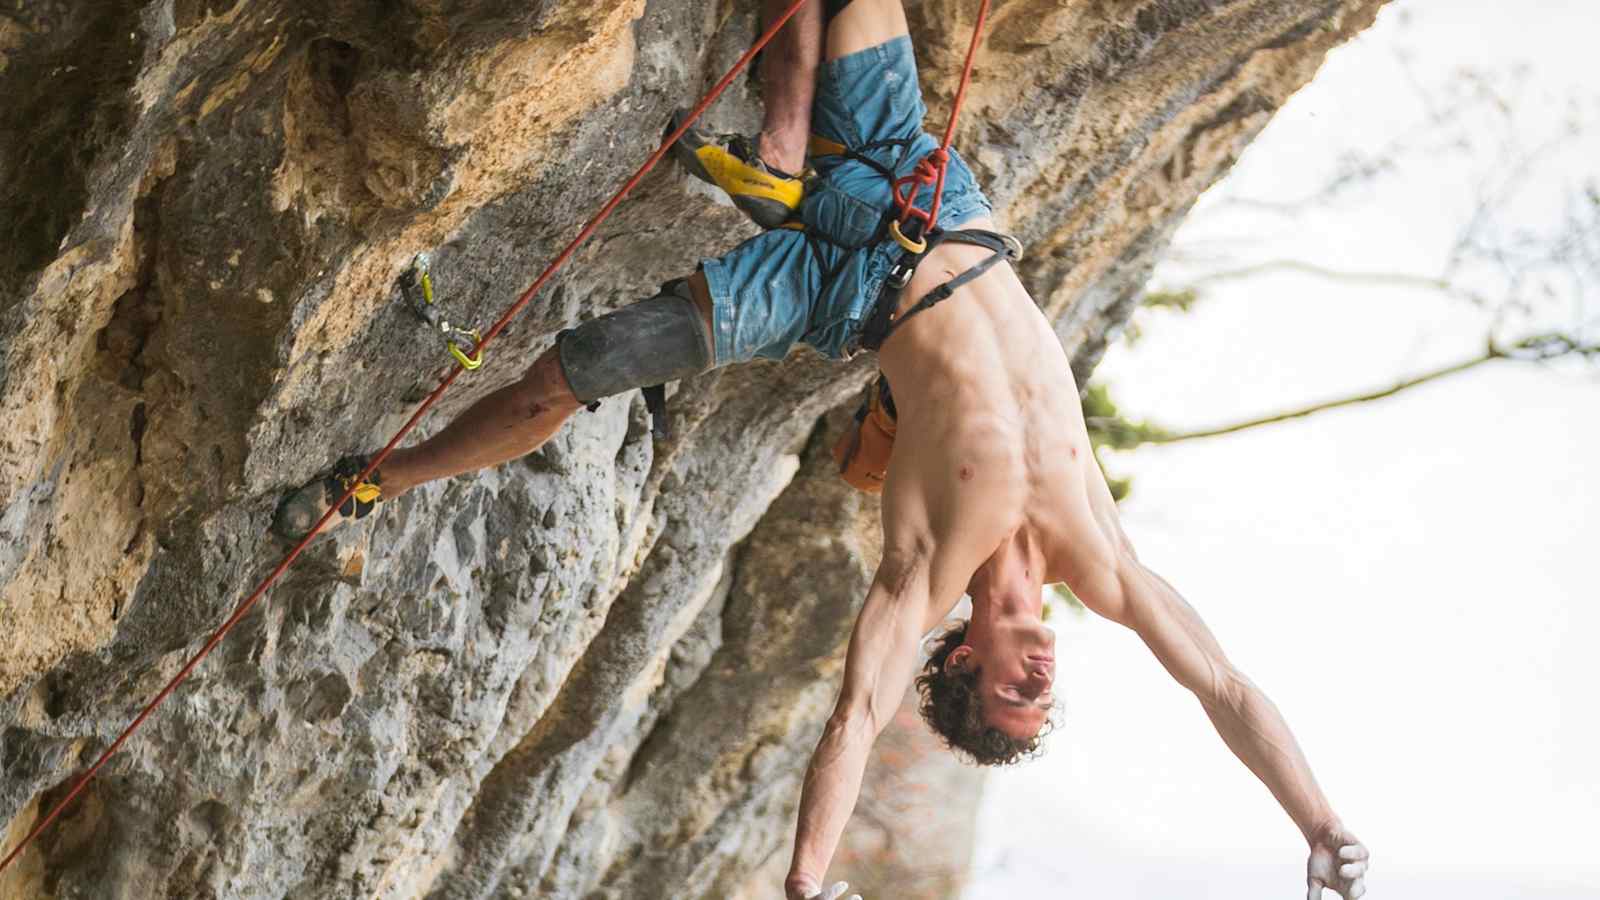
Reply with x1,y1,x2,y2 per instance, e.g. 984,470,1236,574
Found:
887,0,991,253
889,147,949,252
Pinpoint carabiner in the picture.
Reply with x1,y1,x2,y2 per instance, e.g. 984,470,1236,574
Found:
448,329,484,371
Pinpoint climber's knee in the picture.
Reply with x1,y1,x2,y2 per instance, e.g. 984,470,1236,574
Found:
518,347,583,416
686,270,715,338
554,278,714,405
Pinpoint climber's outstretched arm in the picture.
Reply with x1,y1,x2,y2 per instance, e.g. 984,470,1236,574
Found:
784,556,930,900
1069,481,1370,898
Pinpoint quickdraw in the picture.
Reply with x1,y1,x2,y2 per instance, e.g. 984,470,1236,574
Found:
401,252,484,371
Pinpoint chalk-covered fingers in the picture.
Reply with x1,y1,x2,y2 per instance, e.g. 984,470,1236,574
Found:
1334,834,1369,898
811,882,863,900
1339,841,1370,864
1339,841,1370,882
1307,876,1366,900
1307,826,1369,899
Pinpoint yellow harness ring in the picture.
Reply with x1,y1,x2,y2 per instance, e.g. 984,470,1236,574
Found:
889,219,928,254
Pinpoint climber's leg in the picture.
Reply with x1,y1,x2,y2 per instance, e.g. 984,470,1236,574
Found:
375,351,583,499
666,0,822,228
270,347,588,538
378,278,717,498
755,0,825,175
371,212,825,503
273,221,826,542
271,278,718,540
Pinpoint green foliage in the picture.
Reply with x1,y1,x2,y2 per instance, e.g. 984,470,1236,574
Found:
1122,288,1201,346
1081,382,1174,502
1082,383,1173,450
1044,582,1086,620
1101,467,1134,503
1141,288,1199,312
1077,286,1199,500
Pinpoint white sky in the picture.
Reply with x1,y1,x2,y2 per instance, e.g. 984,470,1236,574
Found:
968,1,1599,897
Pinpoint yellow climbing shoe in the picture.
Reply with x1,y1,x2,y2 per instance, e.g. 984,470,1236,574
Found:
667,109,804,229
271,455,384,541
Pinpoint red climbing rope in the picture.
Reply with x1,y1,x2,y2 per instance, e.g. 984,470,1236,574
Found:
0,0,818,876
890,0,992,248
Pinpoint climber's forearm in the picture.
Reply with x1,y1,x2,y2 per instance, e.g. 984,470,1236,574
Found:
787,708,875,893
787,563,927,894
1114,560,1338,842
1199,671,1337,843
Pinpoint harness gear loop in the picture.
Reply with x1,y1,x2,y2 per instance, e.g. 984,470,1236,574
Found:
0,0,818,876
402,253,485,371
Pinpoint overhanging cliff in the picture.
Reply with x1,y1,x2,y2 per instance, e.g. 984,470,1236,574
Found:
1,1,1386,896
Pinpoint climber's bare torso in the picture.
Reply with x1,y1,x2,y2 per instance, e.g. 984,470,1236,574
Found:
877,215,1123,625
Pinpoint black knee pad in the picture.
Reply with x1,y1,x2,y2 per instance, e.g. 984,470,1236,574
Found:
556,279,713,405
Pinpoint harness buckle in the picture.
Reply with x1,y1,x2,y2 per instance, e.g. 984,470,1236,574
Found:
887,257,916,290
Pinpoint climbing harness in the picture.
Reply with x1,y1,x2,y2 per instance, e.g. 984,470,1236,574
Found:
401,252,484,371
0,0,820,875
788,0,1016,358
859,227,1021,351
802,0,1017,490
854,0,1018,353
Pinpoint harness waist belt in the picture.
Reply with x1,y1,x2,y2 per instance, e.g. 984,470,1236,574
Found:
859,227,1022,352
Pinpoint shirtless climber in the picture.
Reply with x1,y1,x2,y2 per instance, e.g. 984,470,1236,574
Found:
273,1,1370,897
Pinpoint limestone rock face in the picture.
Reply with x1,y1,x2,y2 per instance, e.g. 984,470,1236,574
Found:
0,1,1384,896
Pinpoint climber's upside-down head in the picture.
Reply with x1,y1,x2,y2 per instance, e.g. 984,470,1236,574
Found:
915,610,1057,766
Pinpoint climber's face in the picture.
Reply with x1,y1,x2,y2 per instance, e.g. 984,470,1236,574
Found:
945,616,1056,741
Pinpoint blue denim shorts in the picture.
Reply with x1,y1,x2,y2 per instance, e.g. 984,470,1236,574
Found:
699,35,993,364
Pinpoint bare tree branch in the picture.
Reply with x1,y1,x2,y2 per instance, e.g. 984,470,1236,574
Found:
1090,334,1599,448
1183,259,1487,304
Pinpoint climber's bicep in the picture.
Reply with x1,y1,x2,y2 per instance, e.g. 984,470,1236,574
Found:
834,557,929,735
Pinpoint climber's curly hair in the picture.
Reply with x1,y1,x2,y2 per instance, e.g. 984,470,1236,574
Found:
914,620,1053,766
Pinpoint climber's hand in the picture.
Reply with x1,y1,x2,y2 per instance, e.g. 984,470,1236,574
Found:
784,876,862,900
1307,824,1369,899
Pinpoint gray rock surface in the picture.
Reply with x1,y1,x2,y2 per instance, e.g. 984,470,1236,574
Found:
0,1,1386,896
